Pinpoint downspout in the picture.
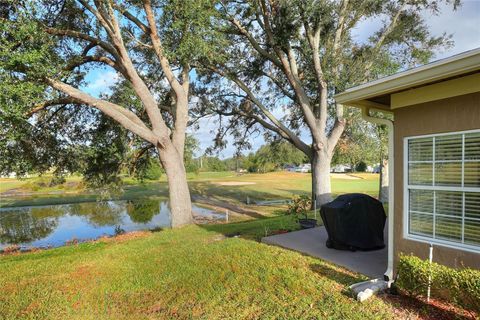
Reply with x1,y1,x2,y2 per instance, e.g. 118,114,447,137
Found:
360,107,395,282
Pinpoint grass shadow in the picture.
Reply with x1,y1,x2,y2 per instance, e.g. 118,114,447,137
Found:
309,262,365,286
191,182,291,202
200,214,303,241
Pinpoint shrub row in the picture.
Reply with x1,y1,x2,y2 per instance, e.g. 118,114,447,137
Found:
396,254,480,312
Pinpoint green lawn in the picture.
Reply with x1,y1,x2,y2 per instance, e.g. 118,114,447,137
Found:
0,172,467,319
1,223,409,320
0,171,379,209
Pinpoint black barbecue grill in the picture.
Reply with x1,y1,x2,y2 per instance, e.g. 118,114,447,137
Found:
320,193,386,251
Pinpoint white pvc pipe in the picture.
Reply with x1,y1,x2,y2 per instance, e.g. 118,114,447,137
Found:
427,244,433,302
360,106,395,282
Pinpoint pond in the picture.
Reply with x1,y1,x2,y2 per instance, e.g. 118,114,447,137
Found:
0,199,225,250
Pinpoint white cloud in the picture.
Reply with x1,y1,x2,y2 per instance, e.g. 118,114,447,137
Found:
423,1,480,59
84,70,120,97
352,1,480,59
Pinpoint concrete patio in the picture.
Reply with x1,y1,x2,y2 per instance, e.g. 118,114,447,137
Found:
262,226,387,278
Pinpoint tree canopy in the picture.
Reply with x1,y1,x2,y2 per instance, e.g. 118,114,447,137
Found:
0,0,225,226
196,0,458,204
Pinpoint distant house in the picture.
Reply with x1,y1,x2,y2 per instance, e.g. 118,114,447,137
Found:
295,163,311,173
331,164,352,173
284,164,297,172
335,48,480,280
1,172,22,178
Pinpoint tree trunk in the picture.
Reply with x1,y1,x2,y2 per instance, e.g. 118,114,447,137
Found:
379,158,389,203
159,145,193,227
311,150,333,208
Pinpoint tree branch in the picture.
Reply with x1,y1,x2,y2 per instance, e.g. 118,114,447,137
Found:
333,0,349,54
143,0,184,95
82,1,170,140
46,78,158,144
327,103,346,154
45,27,118,59
25,97,79,117
64,55,120,72
78,0,115,36
259,69,295,101
114,4,149,33
209,66,311,156
227,15,282,69
364,3,407,75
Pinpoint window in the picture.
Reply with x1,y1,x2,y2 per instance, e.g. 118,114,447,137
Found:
404,130,480,252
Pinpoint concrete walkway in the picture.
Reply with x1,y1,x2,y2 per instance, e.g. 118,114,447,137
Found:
262,227,387,278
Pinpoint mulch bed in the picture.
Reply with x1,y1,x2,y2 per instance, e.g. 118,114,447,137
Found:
380,292,478,320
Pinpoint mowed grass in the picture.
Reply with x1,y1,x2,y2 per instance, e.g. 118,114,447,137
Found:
0,171,379,208
0,225,404,320
0,172,397,319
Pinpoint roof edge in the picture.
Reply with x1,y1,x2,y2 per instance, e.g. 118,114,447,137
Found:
335,48,480,105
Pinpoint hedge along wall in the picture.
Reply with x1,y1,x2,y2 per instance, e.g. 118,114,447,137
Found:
396,254,480,312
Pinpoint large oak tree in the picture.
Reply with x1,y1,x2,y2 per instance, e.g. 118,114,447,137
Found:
198,0,458,206
0,0,222,226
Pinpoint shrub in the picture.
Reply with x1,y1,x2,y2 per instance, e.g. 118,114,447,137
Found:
143,159,163,180
287,195,311,217
49,175,66,187
396,254,480,312
355,161,367,172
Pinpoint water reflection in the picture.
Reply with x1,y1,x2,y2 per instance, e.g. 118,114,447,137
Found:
0,208,58,244
70,202,125,226
126,200,159,223
0,199,223,249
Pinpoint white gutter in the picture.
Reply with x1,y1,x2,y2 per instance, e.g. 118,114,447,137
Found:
360,107,395,282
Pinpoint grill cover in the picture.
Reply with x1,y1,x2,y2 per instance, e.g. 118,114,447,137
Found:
320,193,386,251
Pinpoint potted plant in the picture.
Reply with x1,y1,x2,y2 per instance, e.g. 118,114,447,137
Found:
288,195,317,229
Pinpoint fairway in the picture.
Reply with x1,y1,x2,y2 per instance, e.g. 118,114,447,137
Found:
0,171,379,248
0,171,379,209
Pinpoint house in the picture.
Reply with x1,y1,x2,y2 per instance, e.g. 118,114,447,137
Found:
295,163,311,173
331,164,352,173
335,48,480,281
284,164,297,172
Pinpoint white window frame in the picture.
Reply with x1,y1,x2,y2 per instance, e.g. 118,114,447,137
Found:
403,128,480,253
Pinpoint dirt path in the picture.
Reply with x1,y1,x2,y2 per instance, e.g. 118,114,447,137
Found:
330,173,363,180
213,181,256,186
192,195,265,219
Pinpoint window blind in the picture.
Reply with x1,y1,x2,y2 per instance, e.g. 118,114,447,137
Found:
406,130,480,251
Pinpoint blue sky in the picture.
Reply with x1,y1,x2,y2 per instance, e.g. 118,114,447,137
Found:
84,1,480,159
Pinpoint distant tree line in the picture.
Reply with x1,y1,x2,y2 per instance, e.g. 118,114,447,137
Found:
131,139,310,176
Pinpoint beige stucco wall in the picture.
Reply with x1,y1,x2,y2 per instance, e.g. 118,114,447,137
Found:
393,91,480,271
